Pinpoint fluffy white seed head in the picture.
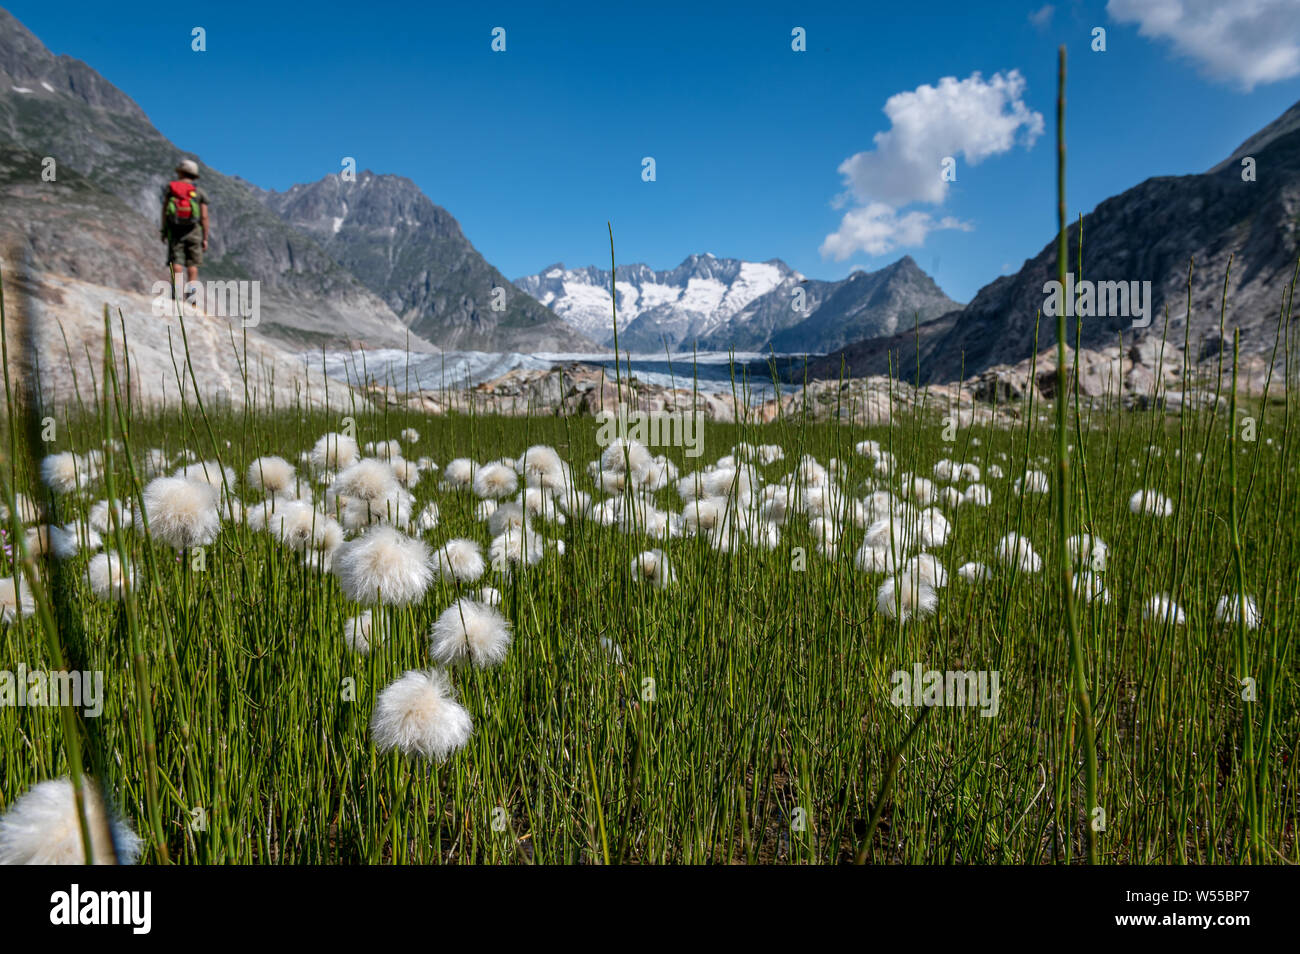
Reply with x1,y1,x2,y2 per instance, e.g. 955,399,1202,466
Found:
40,453,81,495
335,459,398,502
0,576,36,622
142,477,221,550
876,573,938,623
956,561,992,583
904,552,947,588
0,777,141,865
632,548,676,588
246,456,296,495
370,669,473,761
442,458,478,489
1214,593,1260,630
1144,594,1185,625
472,462,518,500
1072,571,1111,605
311,433,359,473
173,460,235,495
996,533,1042,573
429,598,513,667
333,526,432,606
343,611,386,655
432,538,485,583
1129,489,1173,517
1067,534,1109,572
85,552,133,601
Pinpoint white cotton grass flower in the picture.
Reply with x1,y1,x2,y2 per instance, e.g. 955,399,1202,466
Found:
140,448,170,479
23,525,53,557
342,487,415,532
49,523,102,560
429,598,513,667
518,444,566,491
682,498,726,535
1129,489,1173,517
518,487,565,524
432,538,486,583
246,456,295,495
958,462,981,482
489,526,544,573
442,458,478,489
961,484,992,507
264,500,321,551
854,540,901,574
904,552,947,588
173,460,235,495
414,501,440,532
957,561,992,583
364,439,403,461
88,499,132,534
343,611,386,655
1214,593,1261,630
1014,470,1050,495
474,499,498,522
311,432,359,473
899,474,936,505
40,452,82,495
863,515,916,554
1144,594,1185,625
0,776,141,865
0,492,41,526
915,508,950,548
0,576,36,622
400,427,420,444
334,459,398,501
632,549,676,588
601,438,653,483
487,502,528,537
1072,571,1111,605
472,461,518,500
876,573,938,623
986,463,1005,479
932,459,959,483
301,517,344,571
333,525,432,606
142,477,221,550
391,457,422,490
476,586,502,606
996,533,1042,573
370,669,473,761
1067,534,1109,572
85,553,133,602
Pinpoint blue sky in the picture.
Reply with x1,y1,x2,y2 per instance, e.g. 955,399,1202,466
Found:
10,0,1300,302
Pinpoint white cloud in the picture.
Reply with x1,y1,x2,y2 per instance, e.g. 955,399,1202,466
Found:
822,70,1042,260
1108,0,1300,91
1029,4,1055,29
821,203,972,260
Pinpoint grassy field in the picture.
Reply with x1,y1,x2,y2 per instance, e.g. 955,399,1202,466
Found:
0,299,1296,865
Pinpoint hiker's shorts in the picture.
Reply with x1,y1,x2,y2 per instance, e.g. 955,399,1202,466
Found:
166,226,203,267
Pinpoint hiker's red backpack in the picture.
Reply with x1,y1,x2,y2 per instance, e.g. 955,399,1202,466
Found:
164,180,199,228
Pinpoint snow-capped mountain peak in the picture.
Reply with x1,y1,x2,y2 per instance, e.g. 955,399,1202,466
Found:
513,254,795,348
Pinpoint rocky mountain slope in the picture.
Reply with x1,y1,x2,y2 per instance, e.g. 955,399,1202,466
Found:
257,172,596,352
514,253,958,353
0,7,424,352
804,98,1300,383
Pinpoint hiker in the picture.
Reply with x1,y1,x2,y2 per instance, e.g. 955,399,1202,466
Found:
160,159,210,306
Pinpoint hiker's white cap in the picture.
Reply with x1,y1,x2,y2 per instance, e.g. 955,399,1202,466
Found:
176,159,200,178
